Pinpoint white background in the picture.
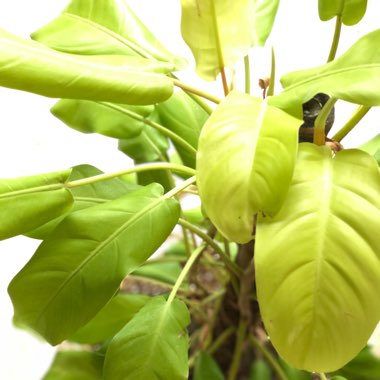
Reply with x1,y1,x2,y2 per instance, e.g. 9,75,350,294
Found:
0,1,380,379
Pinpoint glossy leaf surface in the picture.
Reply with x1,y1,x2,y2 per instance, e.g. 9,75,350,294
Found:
52,100,154,139
8,184,180,344
32,0,186,69
270,29,380,116
42,351,103,380
318,0,367,25
70,293,150,344
0,169,73,240
103,296,189,380
197,92,301,243
256,143,380,372
0,29,173,105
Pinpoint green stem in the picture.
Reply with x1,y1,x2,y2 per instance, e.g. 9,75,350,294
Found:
162,176,196,200
101,102,197,156
166,244,205,305
178,218,242,277
207,326,235,354
327,15,342,62
66,163,195,189
332,105,371,142
267,46,276,97
313,97,338,145
227,320,247,380
250,335,289,380
244,55,251,95
171,78,221,104
319,373,328,380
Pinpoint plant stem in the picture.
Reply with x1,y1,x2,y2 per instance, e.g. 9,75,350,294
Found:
267,46,276,97
66,163,195,188
327,15,342,62
319,373,328,380
166,244,205,305
221,67,229,96
313,97,338,145
244,55,251,95
227,319,247,380
250,335,289,380
332,105,371,142
178,218,242,277
207,326,235,354
171,78,221,104
162,176,197,200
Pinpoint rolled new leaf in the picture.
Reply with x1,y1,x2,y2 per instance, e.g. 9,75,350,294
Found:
0,29,173,105
103,296,190,380
8,183,180,345
270,28,380,116
196,92,301,243
318,0,367,26
32,0,186,70
0,169,73,240
256,143,380,372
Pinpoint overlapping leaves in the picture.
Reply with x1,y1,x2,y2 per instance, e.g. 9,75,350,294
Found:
255,143,380,372
318,0,368,26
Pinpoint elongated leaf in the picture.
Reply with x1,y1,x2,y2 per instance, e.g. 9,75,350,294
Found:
252,0,280,46
256,143,380,372
32,0,186,69
197,92,301,243
42,351,104,380
0,169,73,240
270,29,380,116
318,0,367,25
27,164,140,239
8,184,180,345
0,29,173,105
156,91,208,168
51,99,154,139
70,293,150,344
103,296,189,380
194,352,224,380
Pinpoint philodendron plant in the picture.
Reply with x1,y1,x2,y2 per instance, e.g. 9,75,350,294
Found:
2,0,380,379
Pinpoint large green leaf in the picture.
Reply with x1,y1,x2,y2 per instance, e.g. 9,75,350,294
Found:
70,293,150,344
51,100,154,139
252,0,280,46
270,29,380,117
27,164,140,239
103,296,189,380
42,351,104,380
0,169,73,240
0,29,173,105
156,91,209,168
32,0,186,69
8,183,180,345
196,92,301,243
194,352,224,380
318,0,367,26
255,143,380,372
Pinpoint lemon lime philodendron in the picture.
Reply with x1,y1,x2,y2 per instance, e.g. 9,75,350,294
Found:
2,0,380,379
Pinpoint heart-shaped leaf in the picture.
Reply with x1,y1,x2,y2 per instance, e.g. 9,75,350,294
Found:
0,29,173,105
270,29,380,117
196,92,301,243
32,0,186,70
103,296,189,380
0,169,73,240
318,0,367,26
8,183,180,345
255,143,380,372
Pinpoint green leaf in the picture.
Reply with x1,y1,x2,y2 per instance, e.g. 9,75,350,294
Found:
32,0,186,70
8,183,180,345
27,164,140,239
103,296,190,380
51,99,154,139
133,261,183,286
181,0,255,81
42,350,104,380
70,293,150,344
255,143,380,372
318,0,367,26
270,29,380,116
0,169,73,240
249,360,272,380
0,29,173,105
196,92,301,243
156,91,209,168
194,352,224,380
279,358,311,380
359,134,380,165
252,0,280,46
